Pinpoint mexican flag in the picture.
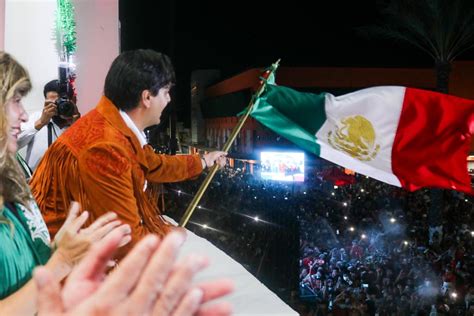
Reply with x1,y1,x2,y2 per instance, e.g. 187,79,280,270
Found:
250,84,474,194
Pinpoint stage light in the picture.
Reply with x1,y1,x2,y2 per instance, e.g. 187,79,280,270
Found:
344,216,348,220
254,216,259,222
451,292,457,299
198,205,201,209
360,188,364,192
403,241,408,246
334,185,338,189
361,234,367,239
331,192,335,196
466,199,469,202
390,217,396,223
336,229,340,235
254,196,257,199
343,202,347,206
284,197,288,200
349,226,355,232
202,224,208,229
303,192,306,195
471,231,474,237
178,190,181,194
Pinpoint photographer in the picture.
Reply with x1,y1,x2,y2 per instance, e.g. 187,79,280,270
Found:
18,79,80,172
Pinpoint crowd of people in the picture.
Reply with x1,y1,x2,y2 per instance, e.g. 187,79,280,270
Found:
0,45,472,315
164,162,474,315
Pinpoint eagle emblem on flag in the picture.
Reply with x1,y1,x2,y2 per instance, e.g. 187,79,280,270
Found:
327,115,380,161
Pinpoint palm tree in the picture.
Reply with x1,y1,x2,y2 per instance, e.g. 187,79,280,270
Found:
361,0,474,93
360,0,474,241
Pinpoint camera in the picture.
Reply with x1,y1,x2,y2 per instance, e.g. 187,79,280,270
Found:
55,63,75,118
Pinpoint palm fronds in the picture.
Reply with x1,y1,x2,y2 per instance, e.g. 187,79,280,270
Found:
359,0,474,63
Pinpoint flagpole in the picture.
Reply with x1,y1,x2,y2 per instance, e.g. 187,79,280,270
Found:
179,59,280,227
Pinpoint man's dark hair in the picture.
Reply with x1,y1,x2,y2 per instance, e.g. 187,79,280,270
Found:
104,49,175,111
43,79,74,98
43,79,59,98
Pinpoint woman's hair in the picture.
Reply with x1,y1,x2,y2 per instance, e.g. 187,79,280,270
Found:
0,52,32,217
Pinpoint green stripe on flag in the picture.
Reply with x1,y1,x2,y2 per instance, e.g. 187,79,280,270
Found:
250,84,327,155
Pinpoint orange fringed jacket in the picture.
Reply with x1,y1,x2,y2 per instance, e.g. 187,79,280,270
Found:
30,96,203,258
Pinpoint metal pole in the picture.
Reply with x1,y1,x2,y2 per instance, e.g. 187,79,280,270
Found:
179,59,280,227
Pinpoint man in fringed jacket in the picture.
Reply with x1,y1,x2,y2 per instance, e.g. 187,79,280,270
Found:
31,49,297,315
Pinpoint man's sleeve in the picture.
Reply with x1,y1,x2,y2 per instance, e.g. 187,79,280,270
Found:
78,143,152,258
18,111,41,149
143,145,203,183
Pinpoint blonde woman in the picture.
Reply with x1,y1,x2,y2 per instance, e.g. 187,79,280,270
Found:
0,51,131,315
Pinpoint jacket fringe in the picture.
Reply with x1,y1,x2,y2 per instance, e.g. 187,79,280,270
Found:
31,141,172,239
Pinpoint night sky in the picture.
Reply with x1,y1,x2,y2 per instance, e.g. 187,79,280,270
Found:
119,0,474,125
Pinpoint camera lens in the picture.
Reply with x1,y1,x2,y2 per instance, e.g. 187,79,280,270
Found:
55,97,75,117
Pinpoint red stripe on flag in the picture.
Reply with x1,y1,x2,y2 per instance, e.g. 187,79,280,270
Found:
392,88,474,194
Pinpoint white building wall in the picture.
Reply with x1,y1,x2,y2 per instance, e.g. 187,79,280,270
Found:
5,0,58,114
3,0,119,115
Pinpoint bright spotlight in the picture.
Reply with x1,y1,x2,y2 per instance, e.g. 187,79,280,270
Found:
198,205,201,209
360,188,364,192
303,191,307,195
284,197,288,200
344,216,348,220
349,226,355,232
390,217,396,223
331,192,335,196
343,202,348,207
451,292,457,299
334,185,338,189
361,234,367,239
471,231,474,237
403,241,408,246
202,224,208,229
254,216,259,222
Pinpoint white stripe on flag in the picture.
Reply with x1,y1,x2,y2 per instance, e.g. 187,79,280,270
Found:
318,142,401,186
315,86,406,186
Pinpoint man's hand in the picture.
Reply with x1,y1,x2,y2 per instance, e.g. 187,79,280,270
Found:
34,231,234,316
34,101,57,130
202,151,227,169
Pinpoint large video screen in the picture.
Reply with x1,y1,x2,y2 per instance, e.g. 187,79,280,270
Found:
260,151,305,182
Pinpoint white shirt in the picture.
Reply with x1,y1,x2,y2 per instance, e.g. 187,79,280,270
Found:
119,110,147,147
119,110,148,190
18,111,68,171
